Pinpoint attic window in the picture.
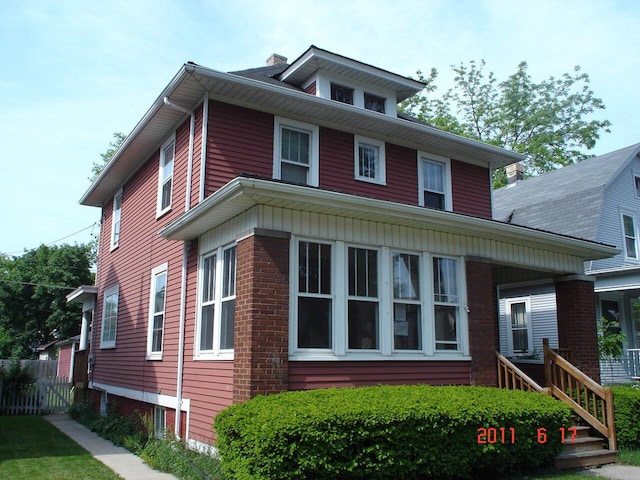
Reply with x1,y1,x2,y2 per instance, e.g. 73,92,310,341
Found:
634,174,640,198
364,93,385,113
331,83,353,105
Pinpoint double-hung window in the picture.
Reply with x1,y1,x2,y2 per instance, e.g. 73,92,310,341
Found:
111,188,122,250
393,252,421,351
147,263,168,359
433,256,460,351
297,241,332,349
418,153,452,211
274,117,319,187
348,247,379,350
197,245,237,357
622,212,638,260
354,136,385,185
100,285,119,349
157,135,175,216
506,297,532,355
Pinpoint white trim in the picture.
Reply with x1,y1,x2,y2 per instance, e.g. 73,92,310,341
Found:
633,170,640,199
100,285,119,349
89,381,191,412
620,209,639,262
147,262,168,360
199,93,208,203
273,117,319,187
417,152,453,211
354,135,386,185
110,187,123,251
505,296,533,356
157,133,176,218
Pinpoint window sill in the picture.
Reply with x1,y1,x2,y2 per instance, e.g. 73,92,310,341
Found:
289,352,471,361
100,344,116,350
156,207,172,220
193,352,234,361
146,353,163,361
354,176,386,186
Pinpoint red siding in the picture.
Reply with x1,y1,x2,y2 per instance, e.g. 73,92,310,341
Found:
451,160,492,218
205,101,274,196
319,127,418,205
304,81,316,95
57,344,73,380
289,361,471,390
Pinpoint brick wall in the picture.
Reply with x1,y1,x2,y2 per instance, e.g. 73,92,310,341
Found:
233,230,290,403
466,259,498,386
555,276,600,382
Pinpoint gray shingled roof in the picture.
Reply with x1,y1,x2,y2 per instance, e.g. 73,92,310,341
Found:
493,143,640,241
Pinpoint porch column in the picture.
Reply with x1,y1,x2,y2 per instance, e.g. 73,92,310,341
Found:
555,275,600,382
465,258,498,386
233,229,290,403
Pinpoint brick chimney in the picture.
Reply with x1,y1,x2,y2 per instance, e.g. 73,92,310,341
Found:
266,53,287,66
506,162,524,185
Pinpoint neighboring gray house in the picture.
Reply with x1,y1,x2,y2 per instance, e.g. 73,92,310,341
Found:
493,143,640,384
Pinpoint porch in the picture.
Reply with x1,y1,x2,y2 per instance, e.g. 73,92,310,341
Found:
601,349,640,385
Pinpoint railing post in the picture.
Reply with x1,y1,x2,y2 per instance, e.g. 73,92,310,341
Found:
543,338,552,389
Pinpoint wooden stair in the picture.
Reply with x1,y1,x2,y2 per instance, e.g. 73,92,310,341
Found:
554,425,617,469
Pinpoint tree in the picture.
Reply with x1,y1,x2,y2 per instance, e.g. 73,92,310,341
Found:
0,244,94,359
400,61,611,187
89,131,126,182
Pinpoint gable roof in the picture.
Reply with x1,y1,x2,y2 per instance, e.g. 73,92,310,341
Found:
493,143,640,241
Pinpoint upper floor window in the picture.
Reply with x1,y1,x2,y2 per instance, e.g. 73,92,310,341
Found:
331,83,354,105
505,297,533,355
622,212,638,260
418,153,452,211
100,285,119,349
364,92,386,113
273,117,319,187
110,188,123,250
196,245,237,358
157,135,175,217
147,263,168,359
354,136,386,185
634,173,640,198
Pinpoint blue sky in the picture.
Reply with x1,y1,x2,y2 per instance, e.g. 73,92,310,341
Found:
1,0,638,256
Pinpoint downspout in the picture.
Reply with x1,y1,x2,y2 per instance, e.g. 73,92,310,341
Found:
199,92,209,202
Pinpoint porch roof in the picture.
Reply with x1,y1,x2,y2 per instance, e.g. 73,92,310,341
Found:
159,176,618,264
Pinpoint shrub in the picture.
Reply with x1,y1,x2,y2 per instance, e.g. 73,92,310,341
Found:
612,385,640,449
0,360,35,400
214,385,571,480
139,438,228,480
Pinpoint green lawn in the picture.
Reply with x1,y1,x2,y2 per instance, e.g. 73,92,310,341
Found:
0,416,121,480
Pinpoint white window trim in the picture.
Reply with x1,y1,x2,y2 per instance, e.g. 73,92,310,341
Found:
505,296,533,356
156,134,176,218
147,263,168,360
633,171,640,199
417,152,453,211
195,244,236,360
273,117,319,187
289,237,469,360
354,136,386,185
100,285,119,349
620,209,639,262
110,188,123,251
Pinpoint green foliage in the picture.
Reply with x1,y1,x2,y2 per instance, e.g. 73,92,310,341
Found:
214,385,571,480
399,60,611,188
139,439,228,480
89,132,126,182
0,360,35,399
0,244,94,358
612,385,640,449
598,315,626,363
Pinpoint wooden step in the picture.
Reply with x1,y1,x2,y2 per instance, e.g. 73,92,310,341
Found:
555,449,617,470
561,435,605,454
571,425,591,439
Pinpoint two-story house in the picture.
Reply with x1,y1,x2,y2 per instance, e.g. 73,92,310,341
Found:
494,143,640,384
69,46,616,450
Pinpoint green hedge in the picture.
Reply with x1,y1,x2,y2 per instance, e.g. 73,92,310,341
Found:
214,385,571,480
612,385,640,449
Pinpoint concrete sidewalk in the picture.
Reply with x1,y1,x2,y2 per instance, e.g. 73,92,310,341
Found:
579,464,640,480
44,414,178,480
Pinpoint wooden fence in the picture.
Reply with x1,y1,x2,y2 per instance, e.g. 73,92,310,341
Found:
0,359,59,379
0,376,72,415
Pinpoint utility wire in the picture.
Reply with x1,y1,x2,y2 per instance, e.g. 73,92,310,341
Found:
0,279,76,291
1,223,98,257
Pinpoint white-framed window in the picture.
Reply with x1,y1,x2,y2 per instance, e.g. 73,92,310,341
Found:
331,83,354,105
196,245,237,358
621,211,639,260
393,251,422,351
354,136,386,185
147,263,168,359
348,247,380,350
418,153,453,211
157,135,175,217
364,92,386,113
505,297,533,355
432,256,461,351
296,241,333,350
110,188,123,251
100,285,119,349
154,406,166,439
290,239,467,358
273,117,319,187
634,173,640,198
